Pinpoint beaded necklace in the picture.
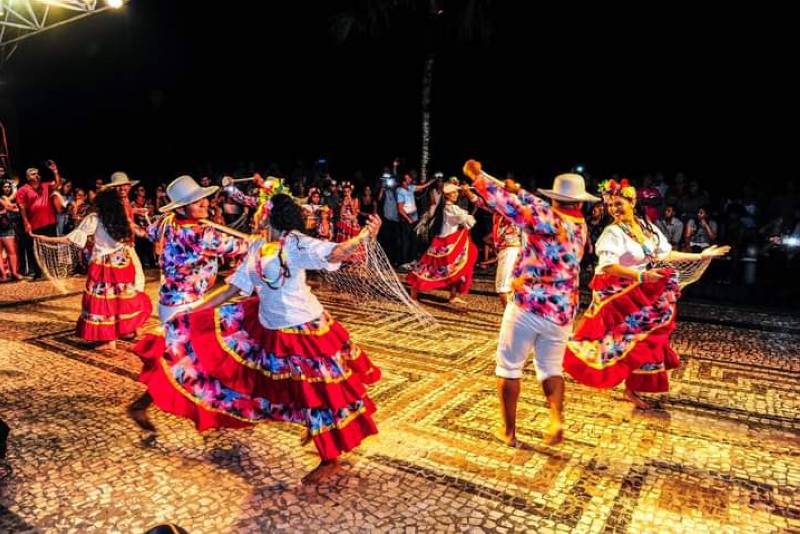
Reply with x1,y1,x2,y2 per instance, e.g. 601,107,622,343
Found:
617,218,658,265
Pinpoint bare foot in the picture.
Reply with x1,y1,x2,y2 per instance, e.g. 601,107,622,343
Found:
493,428,525,449
448,296,467,306
96,340,117,351
543,423,564,446
299,429,312,446
126,405,156,433
624,389,651,410
301,459,341,484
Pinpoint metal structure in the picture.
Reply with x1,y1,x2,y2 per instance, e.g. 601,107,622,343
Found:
1,0,126,63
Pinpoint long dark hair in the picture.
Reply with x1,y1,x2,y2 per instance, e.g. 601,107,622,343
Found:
96,188,133,243
430,195,447,238
264,194,306,286
634,201,662,250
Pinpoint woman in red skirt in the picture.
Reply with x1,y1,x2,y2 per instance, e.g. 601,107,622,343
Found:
34,183,152,350
408,183,478,305
563,179,729,409
140,194,382,483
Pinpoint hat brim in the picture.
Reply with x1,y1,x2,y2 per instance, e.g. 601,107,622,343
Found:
100,179,139,191
159,185,219,213
537,188,601,203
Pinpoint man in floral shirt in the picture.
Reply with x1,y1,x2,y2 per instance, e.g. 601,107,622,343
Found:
464,161,599,447
128,174,261,432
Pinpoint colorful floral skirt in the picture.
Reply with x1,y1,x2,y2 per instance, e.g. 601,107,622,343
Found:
76,249,152,341
563,271,681,393
136,297,381,460
407,228,478,294
335,219,361,242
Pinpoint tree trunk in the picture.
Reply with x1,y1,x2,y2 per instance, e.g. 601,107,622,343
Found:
419,53,434,183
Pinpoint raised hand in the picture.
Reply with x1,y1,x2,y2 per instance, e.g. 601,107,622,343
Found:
463,160,482,181
363,214,381,239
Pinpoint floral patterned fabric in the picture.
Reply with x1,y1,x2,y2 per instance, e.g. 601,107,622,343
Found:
140,297,380,460
407,228,477,294
563,271,681,392
492,212,522,250
473,176,587,326
147,215,249,308
77,248,152,341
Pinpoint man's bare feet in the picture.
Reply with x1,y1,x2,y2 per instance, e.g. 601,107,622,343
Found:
301,458,341,484
624,389,651,410
493,428,525,449
543,422,564,446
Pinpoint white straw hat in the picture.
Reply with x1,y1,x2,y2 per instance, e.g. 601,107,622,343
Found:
537,173,600,203
159,175,219,213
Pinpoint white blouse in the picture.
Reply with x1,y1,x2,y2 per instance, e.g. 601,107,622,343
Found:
595,223,672,274
228,231,341,329
439,203,476,238
67,213,145,291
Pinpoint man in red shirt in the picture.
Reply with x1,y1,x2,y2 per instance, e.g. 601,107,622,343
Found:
16,162,63,279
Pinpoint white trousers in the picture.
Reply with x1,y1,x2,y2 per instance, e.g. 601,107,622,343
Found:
495,302,572,382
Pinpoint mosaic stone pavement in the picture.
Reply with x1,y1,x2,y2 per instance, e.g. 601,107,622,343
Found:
1,273,799,533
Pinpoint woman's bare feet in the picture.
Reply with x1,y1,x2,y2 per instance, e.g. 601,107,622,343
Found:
299,429,312,446
624,389,651,410
301,458,341,484
96,340,117,351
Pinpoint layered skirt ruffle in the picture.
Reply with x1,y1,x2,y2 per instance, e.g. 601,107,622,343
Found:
76,248,152,341
135,297,380,460
563,271,681,393
407,228,478,294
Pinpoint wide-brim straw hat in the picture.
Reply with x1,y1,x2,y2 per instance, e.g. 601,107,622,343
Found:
159,175,219,213
100,171,139,190
538,173,600,202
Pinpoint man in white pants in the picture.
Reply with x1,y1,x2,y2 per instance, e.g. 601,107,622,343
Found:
466,165,599,446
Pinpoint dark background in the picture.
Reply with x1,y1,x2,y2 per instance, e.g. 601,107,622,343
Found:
1,1,796,188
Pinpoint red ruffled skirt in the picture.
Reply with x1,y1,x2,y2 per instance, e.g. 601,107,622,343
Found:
563,271,681,393
135,297,380,460
407,228,478,294
76,249,152,341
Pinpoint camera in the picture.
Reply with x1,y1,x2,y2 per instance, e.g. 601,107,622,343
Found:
381,172,396,188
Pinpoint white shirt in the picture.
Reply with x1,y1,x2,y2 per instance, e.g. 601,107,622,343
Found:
595,223,672,274
228,231,341,329
439,203,476,237
66,213,145,292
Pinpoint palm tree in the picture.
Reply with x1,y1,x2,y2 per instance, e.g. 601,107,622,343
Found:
330,0,494,181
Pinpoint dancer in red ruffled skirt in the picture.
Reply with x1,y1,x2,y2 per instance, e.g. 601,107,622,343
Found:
407,183,477,305
34,177,151,350
563,179,729,409
141,193,382,483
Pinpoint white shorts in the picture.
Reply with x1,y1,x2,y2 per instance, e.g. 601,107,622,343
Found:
495,246,520,293
495,303,572,382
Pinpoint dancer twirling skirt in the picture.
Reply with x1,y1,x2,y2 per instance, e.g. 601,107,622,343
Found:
407,183,478,304
563,179,729,409
140,194,382,482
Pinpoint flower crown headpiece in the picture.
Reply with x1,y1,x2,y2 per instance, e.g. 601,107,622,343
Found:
253,177,290,229
598,178,636,202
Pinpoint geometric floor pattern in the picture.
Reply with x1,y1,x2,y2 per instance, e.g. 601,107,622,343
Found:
1,274,799,533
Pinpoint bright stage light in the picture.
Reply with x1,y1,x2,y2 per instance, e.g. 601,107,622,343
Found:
106,0,124,8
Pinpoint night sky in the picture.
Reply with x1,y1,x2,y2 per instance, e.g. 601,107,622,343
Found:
1,1,795,191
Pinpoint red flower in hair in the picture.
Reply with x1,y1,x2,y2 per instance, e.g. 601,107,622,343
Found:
620,178,630,188
608,179,618,189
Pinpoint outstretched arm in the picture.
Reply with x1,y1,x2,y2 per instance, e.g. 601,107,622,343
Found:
191,283,241,313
